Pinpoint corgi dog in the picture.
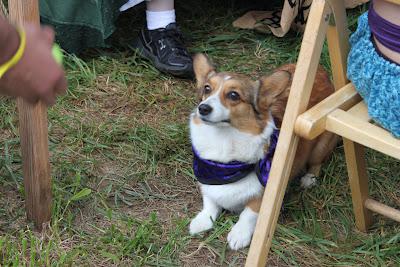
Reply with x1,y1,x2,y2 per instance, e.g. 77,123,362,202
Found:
189,54,338,250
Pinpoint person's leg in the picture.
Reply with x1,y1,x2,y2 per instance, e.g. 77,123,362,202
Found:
133,0,193,78
146,0,174,11
146,0,175,30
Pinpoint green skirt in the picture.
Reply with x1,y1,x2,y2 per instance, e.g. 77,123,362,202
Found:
40,0,127,53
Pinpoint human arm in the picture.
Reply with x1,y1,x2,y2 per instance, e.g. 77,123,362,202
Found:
0,15,67,105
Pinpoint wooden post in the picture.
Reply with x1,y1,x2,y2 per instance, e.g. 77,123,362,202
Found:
8,0,52,230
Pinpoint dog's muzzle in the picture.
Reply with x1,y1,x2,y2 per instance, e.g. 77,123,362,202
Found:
198,104,213,116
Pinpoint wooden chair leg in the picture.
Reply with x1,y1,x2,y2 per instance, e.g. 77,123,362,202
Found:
326,0,349,90
327,1,372,231
343,138,373,231
9,0,52,231
245,1,332,266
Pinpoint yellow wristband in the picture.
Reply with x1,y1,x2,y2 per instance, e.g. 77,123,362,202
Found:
0,28,26,79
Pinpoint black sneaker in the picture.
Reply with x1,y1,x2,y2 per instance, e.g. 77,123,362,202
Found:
134,23,194,78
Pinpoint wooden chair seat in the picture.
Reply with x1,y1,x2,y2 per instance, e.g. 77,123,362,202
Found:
296,83,400,159
296,82,400,229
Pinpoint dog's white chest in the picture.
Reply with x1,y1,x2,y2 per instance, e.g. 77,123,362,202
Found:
199,173,263,212
190,114,274,211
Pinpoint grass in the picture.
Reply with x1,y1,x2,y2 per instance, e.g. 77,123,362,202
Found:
1,0,399,266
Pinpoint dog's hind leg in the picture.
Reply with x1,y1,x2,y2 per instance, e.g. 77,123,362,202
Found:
300,165,320,188
308,132,339,167
301,132,339,188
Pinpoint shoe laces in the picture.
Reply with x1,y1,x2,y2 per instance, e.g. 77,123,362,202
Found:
158,27,188,56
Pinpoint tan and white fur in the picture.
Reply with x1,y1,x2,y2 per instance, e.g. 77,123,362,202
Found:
189,54,338,250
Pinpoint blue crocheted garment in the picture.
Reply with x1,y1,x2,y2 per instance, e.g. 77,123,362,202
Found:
347,13,400,138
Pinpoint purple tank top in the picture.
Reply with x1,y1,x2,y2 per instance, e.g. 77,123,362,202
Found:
368,1,400,53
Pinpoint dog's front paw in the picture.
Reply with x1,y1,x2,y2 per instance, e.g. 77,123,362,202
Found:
227,222,253,250
189,212,214,235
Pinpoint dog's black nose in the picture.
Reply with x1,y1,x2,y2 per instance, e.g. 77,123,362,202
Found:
198,104,213,116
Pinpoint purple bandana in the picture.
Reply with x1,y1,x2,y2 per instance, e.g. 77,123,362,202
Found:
369,2,400,53
192,129,279,187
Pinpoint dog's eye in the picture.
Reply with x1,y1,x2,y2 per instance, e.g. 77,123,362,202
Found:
227,91,240,101
204,85,212,94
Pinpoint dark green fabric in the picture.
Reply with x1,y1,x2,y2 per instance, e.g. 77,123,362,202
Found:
39,0,126,53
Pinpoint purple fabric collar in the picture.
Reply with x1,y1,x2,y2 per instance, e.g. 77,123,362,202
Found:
368,2,400,53
192,129,279,186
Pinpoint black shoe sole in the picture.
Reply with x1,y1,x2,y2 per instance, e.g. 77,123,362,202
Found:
132,38,194,79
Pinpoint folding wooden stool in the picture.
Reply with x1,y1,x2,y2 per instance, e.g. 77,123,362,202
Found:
245,0,400,266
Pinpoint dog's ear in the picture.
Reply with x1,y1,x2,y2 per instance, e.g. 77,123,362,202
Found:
193,53,216,88
256,70,291,113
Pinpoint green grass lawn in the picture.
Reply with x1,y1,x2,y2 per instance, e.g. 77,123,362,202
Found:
1,0,399,266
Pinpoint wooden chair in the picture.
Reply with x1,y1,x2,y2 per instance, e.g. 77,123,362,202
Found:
5,0,52,230
245,0,400,266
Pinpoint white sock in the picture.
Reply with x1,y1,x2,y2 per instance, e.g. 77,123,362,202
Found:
146,10,176,30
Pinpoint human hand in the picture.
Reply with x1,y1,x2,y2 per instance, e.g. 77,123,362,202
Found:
0,23,67,105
